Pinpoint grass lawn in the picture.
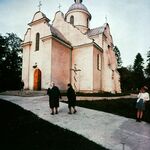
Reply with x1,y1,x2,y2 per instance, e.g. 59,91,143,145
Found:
76,98,150,123
0,99,108,150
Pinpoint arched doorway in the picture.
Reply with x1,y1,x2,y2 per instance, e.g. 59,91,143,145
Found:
33,69,41,90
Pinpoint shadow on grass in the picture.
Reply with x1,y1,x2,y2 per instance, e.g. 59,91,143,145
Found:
75,98,150,123
0,99,108,150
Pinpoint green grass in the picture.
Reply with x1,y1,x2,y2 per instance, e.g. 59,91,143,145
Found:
75,98,150,123
0,99,107,150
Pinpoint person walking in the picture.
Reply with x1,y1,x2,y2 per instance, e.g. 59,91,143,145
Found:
67,83,77,114
47,82,61,115
136,86,149,122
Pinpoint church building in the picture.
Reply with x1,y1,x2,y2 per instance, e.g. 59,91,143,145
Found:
21,0,121,93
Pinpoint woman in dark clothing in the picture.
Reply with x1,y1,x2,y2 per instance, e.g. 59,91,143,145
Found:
67,83,77,114
47,82,61,115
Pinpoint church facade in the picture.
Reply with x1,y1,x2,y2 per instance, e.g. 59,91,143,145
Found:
22,0,121,93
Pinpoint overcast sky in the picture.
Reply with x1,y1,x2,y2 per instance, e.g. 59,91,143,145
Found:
0,0,150,67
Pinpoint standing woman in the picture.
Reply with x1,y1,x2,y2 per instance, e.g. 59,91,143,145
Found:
67,83,77,114
47,82,61,115
136,86,149,122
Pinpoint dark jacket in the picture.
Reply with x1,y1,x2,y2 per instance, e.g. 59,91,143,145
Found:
67,86,76,107
47,86,61,108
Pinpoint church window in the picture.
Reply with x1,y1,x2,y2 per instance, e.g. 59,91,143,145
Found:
70,16,74,25
35,32,40,51
97,54,101,70
87,18,89,28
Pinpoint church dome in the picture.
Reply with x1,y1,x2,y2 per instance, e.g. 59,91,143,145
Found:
66,2,91,19
68,3,88,12
65,0,91,33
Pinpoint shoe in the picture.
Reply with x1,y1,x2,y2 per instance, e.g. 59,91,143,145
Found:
55,111,58,114
51,112,54,115
73,110,77,114
68,112,72,114
136,118,141,122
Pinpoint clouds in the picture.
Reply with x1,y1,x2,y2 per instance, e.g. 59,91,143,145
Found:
0,0,150,67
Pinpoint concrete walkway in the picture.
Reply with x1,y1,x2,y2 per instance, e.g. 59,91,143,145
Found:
0,95,150,150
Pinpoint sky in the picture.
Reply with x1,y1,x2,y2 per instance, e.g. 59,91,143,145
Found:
0,0,150,67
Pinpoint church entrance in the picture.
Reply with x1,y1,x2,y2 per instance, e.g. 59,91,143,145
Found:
33,69,41,90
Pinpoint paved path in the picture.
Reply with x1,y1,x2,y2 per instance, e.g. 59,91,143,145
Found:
0,95,150,150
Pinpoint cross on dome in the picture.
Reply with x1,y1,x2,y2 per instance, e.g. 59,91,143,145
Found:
38,1,42,11
74,0,83,3
58,3,62,11
105,15,108,23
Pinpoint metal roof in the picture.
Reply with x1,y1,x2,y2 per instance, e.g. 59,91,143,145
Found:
87,26,105,37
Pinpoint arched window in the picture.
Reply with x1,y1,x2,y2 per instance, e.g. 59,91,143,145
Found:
97,54,101,70
70,15,74,25
87,18,89,28
35,32,40,51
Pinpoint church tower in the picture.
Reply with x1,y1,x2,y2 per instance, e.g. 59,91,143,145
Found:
65,0,91,33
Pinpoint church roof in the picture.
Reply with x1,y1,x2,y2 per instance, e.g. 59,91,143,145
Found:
68,3,88,12
87,26,105,37
49,25,71,45
28,11,50,26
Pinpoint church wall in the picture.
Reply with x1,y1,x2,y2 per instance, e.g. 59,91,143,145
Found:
91,35,103,48
89,33,115,93
101,41,115,93
22,46,30,89
51,39,71,91
27,23,52,90
28,40,52,90
101,52,114,92
66,11,88,26
72,46,93,92
66,11,89,33
40,38,52,89
93,47,102,92
114,71,121,93
53,11,92,47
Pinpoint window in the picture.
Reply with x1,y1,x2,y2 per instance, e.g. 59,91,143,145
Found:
87,18,89,28
97,54,101,70
35,32,40,51
70,15,74,25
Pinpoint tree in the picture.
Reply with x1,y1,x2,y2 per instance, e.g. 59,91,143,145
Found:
118,66,134,92
113,46,122,68
145,50,150,77
145,50,150,88
0,33,22,91
133,53,145,90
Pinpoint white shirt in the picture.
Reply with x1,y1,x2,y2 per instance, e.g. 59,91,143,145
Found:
137,92,150,102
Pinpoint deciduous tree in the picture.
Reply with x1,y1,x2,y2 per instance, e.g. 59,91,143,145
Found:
0,33,22,91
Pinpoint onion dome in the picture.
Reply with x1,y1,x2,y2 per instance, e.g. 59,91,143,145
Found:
66,0,91,20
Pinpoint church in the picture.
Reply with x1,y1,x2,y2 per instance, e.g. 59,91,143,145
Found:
21,0,121,93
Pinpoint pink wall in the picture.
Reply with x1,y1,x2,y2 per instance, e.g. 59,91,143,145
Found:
93,47,102,92
51,39,71,90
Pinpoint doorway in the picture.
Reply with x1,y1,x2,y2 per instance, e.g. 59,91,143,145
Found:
33,69,41,90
